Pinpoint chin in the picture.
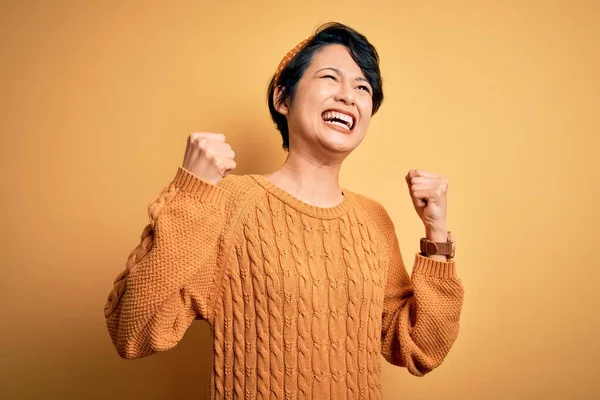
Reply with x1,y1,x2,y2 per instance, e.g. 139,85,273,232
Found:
319,129,363,154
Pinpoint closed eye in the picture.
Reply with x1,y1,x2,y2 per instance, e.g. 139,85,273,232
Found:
322,74,338,81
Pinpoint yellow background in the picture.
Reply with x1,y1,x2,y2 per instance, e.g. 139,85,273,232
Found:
1,1,599,399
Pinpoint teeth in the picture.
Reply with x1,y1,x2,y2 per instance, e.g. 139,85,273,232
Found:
322,110,354,129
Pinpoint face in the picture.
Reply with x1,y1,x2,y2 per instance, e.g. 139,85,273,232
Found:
275,44,374,158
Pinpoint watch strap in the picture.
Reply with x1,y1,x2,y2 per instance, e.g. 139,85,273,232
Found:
420,238,453,255
420,230,455,258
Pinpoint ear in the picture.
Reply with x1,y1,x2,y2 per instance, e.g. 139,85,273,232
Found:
273,85,290,116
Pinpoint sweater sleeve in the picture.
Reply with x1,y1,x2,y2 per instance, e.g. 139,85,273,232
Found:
104,167,231,359
374,204,464,376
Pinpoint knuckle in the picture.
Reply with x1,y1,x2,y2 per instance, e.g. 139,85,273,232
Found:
190,133,204,142
199,139,210,151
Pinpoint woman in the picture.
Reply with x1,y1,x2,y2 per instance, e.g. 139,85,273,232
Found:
104,22,464,399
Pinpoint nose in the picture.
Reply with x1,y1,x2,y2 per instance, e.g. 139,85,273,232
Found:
334,81,355,106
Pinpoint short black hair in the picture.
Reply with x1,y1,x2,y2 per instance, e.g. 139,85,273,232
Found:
267,22,384,150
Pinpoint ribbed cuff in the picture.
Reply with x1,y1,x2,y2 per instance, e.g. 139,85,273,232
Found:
412,252,457,279
171,167,230,207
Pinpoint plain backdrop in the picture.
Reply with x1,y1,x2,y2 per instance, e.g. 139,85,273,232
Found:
1,1,599,399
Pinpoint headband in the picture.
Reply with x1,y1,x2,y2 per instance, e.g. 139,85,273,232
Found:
273,36,313,86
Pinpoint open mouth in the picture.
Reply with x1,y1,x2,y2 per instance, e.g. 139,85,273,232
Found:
322,110,355,131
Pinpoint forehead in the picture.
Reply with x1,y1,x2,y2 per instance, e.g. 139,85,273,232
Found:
307,44,365,77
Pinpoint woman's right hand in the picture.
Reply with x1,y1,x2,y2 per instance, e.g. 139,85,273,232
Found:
182,133,237,186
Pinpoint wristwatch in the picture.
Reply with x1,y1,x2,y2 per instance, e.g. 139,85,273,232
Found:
420,230,455,259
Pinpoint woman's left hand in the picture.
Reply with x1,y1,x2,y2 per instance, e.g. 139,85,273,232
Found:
405,169,449,232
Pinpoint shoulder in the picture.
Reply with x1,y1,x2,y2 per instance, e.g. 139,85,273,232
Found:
218,173,257,195
349,191,398,250
217,173,264,213
351,192,395,228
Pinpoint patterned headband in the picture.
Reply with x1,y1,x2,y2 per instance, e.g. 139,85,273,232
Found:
273,36,313,86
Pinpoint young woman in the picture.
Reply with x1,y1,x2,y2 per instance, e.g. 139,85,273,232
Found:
104,22,464,399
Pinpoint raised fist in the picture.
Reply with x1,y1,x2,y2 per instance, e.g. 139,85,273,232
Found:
182,133,236,186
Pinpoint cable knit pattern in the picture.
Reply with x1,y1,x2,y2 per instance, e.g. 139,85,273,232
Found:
340,215,360,399
244,220,270,399
256,199,285,398
285,204,312,398
104,167,465,399
269,199,299,400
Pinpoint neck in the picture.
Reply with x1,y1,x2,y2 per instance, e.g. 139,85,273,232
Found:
263,148,345,208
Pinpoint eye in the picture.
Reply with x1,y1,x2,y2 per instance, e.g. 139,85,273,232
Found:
357,85,371,94
322,74,337,81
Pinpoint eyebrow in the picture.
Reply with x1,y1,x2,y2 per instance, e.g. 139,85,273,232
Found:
316,67,370,84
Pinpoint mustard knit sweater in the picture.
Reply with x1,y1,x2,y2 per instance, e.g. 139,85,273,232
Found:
104,167,464,399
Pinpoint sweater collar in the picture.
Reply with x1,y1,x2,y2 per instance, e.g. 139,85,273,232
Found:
249,174,354,219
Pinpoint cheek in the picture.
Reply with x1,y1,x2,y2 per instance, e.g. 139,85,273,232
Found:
358,100,373,126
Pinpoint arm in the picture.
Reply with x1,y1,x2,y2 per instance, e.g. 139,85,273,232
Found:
377,206,464,376
104,167,230,359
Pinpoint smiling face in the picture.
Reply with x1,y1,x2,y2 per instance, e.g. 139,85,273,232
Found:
274,44,374,158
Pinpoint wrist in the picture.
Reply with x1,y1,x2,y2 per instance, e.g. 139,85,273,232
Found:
421,224,455,261
426,226,448,242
